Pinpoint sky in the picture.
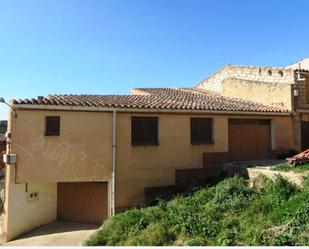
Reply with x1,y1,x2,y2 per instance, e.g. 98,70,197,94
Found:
0,0,309,120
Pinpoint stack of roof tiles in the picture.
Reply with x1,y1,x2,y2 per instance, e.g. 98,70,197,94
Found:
12,88,288,113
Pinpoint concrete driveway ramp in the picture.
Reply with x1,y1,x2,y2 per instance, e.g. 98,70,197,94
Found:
5,222,99,246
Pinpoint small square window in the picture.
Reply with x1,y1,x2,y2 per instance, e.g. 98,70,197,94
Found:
190,118,214,144
131,117,159,146
45,116,60,136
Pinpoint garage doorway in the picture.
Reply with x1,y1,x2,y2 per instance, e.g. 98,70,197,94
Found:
301,121,309,150
57,182,108,224
228,119,271,162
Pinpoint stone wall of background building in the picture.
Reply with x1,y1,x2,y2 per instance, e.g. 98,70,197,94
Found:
221,78,293,110
196,65,295,93
295,73,309,109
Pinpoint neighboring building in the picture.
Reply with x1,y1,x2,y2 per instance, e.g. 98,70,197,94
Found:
0,134,5,145
0,133,6,170
2,87,294,242
0,121,7,170
0,120,7,134
195,58,309,150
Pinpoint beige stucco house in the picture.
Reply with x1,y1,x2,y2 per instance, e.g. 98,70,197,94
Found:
3,58,309,242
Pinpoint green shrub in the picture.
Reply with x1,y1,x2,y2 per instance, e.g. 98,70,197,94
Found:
190,186,214,204
273,232,295,246
124,222,174,246
289,200,309,233
85,209,142,246
166,196,203,236
269,192,309,224
273,163,309,173
216,230,236,246
293,164,309,173
85,206,165,246
260,175,299,207
272,163,290,171
187,237,208,246
211,176,254,210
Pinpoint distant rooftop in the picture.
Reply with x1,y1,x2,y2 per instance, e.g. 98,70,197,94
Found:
285,58,309,71
221,57,309,71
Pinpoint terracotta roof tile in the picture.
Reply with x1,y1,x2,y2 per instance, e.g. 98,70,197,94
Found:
12,88,288,113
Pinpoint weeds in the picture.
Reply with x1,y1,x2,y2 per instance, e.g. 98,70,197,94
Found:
272,163,309,173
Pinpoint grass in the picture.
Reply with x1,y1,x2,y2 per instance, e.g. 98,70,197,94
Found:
85,175,309,246
272,163,309,173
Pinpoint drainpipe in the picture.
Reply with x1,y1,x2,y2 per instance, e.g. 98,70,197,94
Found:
295,68,307,150
111,110,117,216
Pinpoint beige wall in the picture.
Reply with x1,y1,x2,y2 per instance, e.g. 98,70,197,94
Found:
221,78,293,110
3,163,57,241
114,113,294,208
3,110,114,241
115,113,228,207
272,116,294,150
3,109,294,241
10,110,113,182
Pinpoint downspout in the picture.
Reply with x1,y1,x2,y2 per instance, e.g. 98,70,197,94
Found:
295,67,305,151
111,110,117,216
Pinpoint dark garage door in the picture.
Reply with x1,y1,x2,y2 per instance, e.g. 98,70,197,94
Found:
228,119,271,162
301,121,309,150
57,182,108,224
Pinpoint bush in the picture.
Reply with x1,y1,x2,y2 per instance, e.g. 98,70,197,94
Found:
124,222,175,246
86,206,165,246
260,175,299,207
187,237,208,246
269,191,309,225
211,176,255,210
85,209,142,246
166,196,204,236
272,163,290,171
273,163,309,173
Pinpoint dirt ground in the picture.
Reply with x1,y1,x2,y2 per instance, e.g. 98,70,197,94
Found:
4,222,99,246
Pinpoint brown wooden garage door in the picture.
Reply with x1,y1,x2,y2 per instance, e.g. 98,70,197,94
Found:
57,182,108,224
228,119,271,162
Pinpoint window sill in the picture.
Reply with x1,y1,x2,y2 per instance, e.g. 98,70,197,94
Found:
191,142,214,145
131,144,159,147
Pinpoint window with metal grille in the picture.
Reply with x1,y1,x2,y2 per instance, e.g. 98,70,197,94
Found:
190,118,214,144
131,117,159,146
45,116,60,136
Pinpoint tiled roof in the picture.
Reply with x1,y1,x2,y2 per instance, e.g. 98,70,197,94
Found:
12,88,288,113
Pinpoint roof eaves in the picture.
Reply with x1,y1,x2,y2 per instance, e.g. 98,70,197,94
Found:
12,103,290,115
